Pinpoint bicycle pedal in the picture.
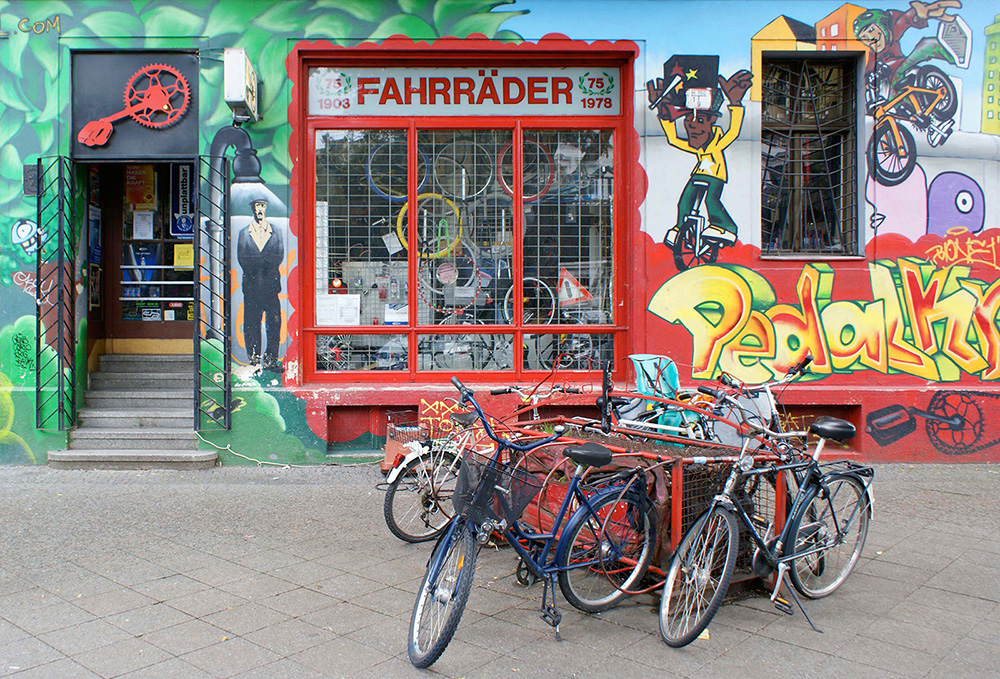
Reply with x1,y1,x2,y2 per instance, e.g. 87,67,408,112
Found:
540,607,562,629
773,597,794,616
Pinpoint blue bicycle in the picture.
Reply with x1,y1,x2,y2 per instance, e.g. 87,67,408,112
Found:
408,377,658,668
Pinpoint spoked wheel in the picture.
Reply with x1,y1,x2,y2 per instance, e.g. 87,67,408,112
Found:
408,522,477,668
659,507,738,647
557,490,657,612
788,475,870,599
869,123,916,187
383,453,459,543
672,218,720,271
916,65,958,121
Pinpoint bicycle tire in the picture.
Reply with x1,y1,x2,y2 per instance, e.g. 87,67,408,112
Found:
557,488,657,612
502,277,556,324
869,122,916,187
408,522,477,667
788,474,870,599
497,139,554,202
673,218,719,271
659,507,738,648
433,140,495,201
384,452,459,543
916,65,957,121
367,141,428,202
537,333,595,371
396,193,463,259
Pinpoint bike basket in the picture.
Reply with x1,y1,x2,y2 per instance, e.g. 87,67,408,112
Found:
453,450,543,527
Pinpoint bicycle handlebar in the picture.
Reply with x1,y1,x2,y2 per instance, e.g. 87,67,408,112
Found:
452,376,564,453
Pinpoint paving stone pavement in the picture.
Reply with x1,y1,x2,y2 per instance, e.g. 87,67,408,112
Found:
0,463,998,678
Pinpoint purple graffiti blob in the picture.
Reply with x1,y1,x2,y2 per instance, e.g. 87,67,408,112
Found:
926,172,985,237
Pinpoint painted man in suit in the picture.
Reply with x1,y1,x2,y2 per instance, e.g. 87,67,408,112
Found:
237,199,283,371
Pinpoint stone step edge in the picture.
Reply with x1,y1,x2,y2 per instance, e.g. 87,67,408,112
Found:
48,449,217,463
70,428,198,438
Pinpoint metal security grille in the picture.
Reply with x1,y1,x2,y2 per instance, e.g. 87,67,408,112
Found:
35,157,78,431
312,128,615,375
194,156,232,430
761,58,857,255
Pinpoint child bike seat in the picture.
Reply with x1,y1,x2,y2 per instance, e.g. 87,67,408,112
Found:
562,441,613,468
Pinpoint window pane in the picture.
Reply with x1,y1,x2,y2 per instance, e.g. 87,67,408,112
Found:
316,334,409,371
523,333,614,371
761,59,857,255
314,130,411,328
418,332,513,371
414,130,513,326
522,130,614,325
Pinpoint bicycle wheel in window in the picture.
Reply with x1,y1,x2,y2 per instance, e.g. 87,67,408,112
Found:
408,521,477,668
502,277,556,324
497,139,554,202
396,193,463,259
384,451,460,543
537,334,595,371
557,488,657,612
367,141,428,201
433,140,495,201
788,474,870,599
659,507,738,648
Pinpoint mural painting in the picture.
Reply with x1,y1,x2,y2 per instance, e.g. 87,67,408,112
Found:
646,57,752,270
1,0,998,465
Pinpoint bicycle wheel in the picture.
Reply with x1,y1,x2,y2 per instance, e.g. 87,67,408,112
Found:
367,141,428,201
673,218,720,271
788,475,870,599
502,277,556,324
433,140,494,200
558,488,657,612
408,522,477,667
396,193,463,259
537,333,595,371
659,507,738,648
916,65,957,121
384,452,459,543
868,122,916,187
497,139,554,202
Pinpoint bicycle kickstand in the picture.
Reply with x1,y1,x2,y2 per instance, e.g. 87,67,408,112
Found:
540,575,563,641
771,563,822,634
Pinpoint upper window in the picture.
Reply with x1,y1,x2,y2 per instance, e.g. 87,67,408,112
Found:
760,57,858,256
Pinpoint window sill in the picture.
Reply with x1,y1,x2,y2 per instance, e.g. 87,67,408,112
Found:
757,253,866,261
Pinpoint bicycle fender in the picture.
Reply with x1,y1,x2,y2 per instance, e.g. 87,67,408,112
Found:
553,485,655,565
816,469,875,521
384,442,429,484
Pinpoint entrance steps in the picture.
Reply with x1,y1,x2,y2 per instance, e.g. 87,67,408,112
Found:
48,354,217,470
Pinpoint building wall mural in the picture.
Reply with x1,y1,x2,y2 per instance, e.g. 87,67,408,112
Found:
1,0,998,465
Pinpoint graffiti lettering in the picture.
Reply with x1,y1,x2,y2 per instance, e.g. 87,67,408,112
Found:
16,15,61,34
925,227,1000,271
649,259,1000,382
11,271,55,308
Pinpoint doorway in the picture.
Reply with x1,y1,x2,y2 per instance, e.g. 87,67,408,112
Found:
86,162,195,355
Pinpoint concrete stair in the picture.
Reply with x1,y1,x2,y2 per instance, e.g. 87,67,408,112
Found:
48,354,216,470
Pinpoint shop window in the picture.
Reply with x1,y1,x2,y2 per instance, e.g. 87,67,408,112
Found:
761,57,858,255
312,128,615,374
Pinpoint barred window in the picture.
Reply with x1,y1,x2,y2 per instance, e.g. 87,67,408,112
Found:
761,57,858,255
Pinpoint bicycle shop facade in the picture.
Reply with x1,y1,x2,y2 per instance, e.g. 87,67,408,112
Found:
1,0,999,466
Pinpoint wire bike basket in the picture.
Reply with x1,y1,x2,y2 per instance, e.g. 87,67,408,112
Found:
454,450,543,528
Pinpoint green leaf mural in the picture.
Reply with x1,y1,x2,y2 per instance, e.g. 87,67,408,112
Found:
0,0,526,465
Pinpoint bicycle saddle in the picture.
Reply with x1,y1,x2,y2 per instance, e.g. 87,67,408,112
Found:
450,412,479,427
562,441,613,468
809,417,856,443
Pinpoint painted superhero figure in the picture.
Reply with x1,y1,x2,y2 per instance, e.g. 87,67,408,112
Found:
237,199,284,371
853,0,965,93
648,69,753,249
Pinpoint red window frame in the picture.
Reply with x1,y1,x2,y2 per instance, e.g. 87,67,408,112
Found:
290,37,638,384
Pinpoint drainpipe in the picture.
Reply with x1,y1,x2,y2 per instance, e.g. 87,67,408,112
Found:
206,124,262,339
